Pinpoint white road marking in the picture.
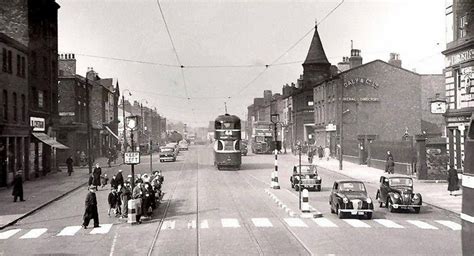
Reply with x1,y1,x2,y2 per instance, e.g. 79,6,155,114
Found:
435,220,461,230
221,218,240,228
0,229,21,239
109,231,119,256
374,219,404,229
284,218,308,227
312,218,338,227
19,228,47,239
343,219,371,228
57,226,82,236
407,220,438,230
161,220,175,230
187,220,196,229
251,218,273,227
90,224,113,234
200,220,209,229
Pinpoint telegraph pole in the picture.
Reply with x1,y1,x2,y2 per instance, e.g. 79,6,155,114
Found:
85,75,93,174
339,75,344,171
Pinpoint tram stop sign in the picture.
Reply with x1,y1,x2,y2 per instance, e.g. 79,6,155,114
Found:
124,152,140,165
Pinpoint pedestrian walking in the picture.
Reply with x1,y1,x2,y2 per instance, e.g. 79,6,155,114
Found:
108,188,118,216
66,156,74,176
12,170,24,202
385,151,395,174
110,174,118,190
307,148,314,163
82,186,99,229
318,146,324,160
132,182,143,224
92,163,102,190
447,166,460,196
324,146,330,161
120,182,131,218
116,170,124,187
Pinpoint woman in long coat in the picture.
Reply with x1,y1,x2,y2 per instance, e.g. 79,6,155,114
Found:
12,170,24,202
447,166,459,196
92,164,102,189
82,186,99,228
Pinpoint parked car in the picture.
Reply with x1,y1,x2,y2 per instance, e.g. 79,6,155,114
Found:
329,180,374,219
376,175,422,213
241,140,248,156
159,146,177,162
290,165,322,191
178,140,189,151
166,143,179,155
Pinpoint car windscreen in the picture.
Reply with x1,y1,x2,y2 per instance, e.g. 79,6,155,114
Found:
338,182,366,192
389,178,413,187
300,166,316,174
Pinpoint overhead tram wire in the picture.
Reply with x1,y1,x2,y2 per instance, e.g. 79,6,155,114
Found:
231,0,345,98
156,0,189,100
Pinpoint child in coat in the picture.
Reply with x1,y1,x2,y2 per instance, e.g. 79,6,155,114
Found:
108,189,118,216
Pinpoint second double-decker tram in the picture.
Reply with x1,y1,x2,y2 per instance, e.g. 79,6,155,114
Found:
214,114,241,170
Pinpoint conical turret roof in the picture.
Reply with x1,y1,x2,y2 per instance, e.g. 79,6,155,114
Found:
303,25,330,66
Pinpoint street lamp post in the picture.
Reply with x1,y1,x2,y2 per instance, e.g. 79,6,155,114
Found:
297,141,302,210
122,89,132,153
126,116,139,190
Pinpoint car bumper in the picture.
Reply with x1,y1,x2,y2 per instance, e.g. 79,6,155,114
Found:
392,204,421,209
301,184,321,189
339,209,374,215
160,157,175,161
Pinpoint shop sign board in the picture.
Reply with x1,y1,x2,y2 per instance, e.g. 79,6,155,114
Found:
30,117,45,132
124,152,140,164
445,48,474,67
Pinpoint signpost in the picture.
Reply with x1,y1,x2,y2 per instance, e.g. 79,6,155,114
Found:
124,152,140,165
126,116,140,189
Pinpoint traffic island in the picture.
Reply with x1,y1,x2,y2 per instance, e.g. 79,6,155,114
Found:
264,189,323,219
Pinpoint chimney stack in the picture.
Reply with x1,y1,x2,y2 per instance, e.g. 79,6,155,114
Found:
58,53,76,76
388,53,402,67
349,49,363,69
337,56,351,72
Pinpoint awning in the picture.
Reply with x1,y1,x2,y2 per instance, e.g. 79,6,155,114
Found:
32,133,69,149
105,126,119,140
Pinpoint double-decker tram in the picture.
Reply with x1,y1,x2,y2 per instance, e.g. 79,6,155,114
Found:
214,114,241,170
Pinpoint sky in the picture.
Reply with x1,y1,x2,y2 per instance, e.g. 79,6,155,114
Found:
57,0,447,127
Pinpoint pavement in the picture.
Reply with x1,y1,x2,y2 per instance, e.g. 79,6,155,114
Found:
304,155,463,215
0,157,122,230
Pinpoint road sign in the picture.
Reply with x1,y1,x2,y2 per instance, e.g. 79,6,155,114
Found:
124,152,140,164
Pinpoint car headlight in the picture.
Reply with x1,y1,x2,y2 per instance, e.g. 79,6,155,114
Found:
317,176,321,180
394,194,400,199
366,198,372,204
343,197,349,204
413,194,419,200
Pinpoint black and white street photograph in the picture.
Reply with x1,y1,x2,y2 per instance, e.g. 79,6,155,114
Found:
0,0,473,255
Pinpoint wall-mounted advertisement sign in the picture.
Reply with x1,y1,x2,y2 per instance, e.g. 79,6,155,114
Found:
343,77,379,89
445,48,474,67
30,117,45,132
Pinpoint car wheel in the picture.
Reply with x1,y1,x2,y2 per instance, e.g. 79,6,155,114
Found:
414,207,421,214
337,205,344,219
388,198,395,213
366,212,373,220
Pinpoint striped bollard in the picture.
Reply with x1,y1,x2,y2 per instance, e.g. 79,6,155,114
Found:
128,199,137,224
301,189,310,212
272,149,280,189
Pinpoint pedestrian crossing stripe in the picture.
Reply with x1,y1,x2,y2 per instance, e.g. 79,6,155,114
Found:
284,218,308,227
343,219,371,228
19,228,47,239
312,218,337,227
90,224,113,234
373,219,404,229
435,220,461,231
407,220,438,230
252,218,273,227
187,220,196,229
57,226,82,236
221,218,240,228
161,220,175,230
0,229,21,239
200,220,209,229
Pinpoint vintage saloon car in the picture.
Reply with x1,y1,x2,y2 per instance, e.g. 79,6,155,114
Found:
159,146,177,162
290,165,322,191
329,180,374,219
376,176,422,213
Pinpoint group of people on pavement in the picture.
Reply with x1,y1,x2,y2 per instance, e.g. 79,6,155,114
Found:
81,167,164,228
307,146,330,163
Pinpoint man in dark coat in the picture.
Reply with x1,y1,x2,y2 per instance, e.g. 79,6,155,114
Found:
66,156,74,176
115,170,124,187
12,170,24,202
82,186,99,228
447,166,460,196
385,151,395,174
92,163,102,190
317,146,324,160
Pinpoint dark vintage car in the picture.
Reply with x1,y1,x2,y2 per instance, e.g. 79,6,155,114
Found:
159,146,177,162
329,180,374,219
376,176,422,213
290,165,322,191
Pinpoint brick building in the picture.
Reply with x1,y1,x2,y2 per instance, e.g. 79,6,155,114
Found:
314,52,445,175
442,0,474,172
0,33,29,186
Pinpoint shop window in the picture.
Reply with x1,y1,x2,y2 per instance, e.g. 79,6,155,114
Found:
12,92,17,122
2,90,8,120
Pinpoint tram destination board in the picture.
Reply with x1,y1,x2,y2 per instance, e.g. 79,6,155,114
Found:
124,152,140,165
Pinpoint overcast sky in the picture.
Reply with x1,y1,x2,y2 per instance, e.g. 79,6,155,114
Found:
57,0,446,127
